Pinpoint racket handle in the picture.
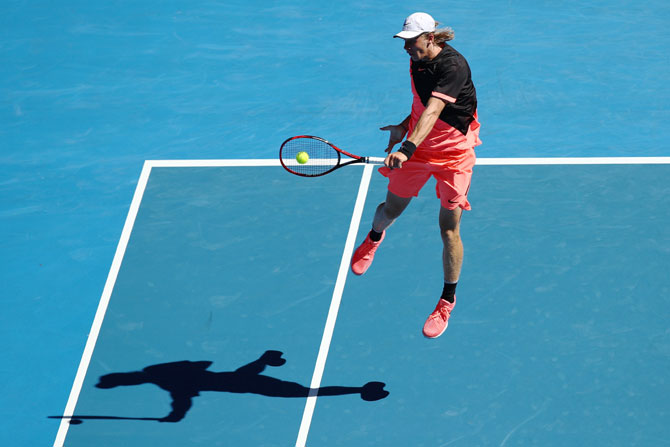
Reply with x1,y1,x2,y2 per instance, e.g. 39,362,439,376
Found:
365,157,386,164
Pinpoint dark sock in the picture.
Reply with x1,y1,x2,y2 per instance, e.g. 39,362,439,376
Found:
441,282,457,303
369,229,383,242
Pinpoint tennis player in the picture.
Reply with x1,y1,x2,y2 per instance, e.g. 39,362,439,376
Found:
351,12,481,338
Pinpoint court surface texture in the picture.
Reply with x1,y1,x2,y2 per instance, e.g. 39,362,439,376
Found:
2,1,669,446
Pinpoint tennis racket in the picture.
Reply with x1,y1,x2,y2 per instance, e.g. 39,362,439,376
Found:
279,135,386,177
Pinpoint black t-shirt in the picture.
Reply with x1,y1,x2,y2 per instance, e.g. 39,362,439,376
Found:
411,44,477,135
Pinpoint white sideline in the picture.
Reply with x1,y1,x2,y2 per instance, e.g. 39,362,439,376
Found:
294,164,375,447
53,162,153,447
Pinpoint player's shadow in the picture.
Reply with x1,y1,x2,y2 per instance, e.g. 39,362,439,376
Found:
51,350,388,424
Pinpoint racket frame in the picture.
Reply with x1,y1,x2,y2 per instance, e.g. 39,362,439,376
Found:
279,135,385,177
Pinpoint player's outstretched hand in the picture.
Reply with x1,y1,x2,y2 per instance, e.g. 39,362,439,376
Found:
380,124,407,153
260,350,286,367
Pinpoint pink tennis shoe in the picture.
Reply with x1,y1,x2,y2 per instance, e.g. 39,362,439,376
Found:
422,297,456,338
351,231,385,275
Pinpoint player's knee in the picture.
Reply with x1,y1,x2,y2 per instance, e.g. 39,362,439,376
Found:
440,226,460,242
439,207,462,239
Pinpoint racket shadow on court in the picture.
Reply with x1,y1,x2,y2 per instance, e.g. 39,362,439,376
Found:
51,350,389,424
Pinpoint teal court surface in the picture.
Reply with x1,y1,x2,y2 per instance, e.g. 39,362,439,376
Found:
51,159,670,446
3,1,670,445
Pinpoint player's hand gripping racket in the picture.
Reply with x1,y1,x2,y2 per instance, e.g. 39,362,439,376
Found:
280,135,385,177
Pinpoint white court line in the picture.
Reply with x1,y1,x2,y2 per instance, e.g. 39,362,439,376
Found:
147,159,281,167
294,163,375,447
54,156,670,446
144,157,670,168
53,161,154,447
475,156,670,165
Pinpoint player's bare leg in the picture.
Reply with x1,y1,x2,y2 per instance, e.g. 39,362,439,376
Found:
351,191,411,275
423,206,463,338
439,206,463,283
371,191,412,233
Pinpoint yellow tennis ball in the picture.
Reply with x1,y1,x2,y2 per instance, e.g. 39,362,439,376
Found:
296,151,309,164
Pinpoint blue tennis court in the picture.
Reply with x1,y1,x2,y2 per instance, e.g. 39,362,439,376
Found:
2,1,669,446
44,160,670,446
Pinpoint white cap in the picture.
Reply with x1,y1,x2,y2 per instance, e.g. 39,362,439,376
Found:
394,12,436,39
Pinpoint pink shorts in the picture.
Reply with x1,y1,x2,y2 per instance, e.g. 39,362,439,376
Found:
378,148,476,210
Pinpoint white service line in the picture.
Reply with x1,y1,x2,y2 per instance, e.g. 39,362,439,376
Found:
144,157,670,169
53,162,153,447
295,164,375,447
475,156,670,165
147,159,282,168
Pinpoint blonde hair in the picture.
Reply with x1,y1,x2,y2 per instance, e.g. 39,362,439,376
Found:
431,24,455,43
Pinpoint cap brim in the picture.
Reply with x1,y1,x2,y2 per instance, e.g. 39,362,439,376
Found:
393,30,424,39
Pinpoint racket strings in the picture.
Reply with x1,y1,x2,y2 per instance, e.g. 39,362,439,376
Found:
280,138,340,176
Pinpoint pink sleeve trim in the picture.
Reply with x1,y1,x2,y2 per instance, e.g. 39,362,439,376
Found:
432,91,457,103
